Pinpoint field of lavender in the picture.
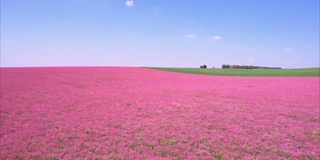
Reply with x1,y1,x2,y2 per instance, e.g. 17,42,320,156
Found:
1,67,319,159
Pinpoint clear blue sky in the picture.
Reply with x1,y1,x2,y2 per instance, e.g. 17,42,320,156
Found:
1,0,319,68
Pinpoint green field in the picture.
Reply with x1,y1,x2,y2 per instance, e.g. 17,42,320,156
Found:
147,67,320,76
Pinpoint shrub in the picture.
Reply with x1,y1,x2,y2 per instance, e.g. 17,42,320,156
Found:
200,65,207,69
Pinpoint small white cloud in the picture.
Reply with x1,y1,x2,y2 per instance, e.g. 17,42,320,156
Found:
284,48,293,52
153,7,158,10
125,0,134,7
213,36,221,40
185,34,197,39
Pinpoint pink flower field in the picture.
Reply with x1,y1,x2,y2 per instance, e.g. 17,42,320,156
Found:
1,67,319,159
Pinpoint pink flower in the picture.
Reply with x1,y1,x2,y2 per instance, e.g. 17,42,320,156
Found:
0,67,319,159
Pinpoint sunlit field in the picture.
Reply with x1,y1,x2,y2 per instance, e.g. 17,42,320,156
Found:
1,67,319,159
148,67,320,77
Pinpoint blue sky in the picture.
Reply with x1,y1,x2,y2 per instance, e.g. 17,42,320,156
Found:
1,0,319,68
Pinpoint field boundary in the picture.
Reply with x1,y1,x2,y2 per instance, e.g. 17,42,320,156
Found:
145,67,320,77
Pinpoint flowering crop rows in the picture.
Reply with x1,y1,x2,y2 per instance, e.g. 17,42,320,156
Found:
1,67,319,159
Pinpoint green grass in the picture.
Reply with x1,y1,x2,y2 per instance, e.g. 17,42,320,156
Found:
146,67,320,77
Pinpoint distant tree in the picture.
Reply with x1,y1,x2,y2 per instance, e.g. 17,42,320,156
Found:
222,64,231,69
200,65,207,69
212,66,215,68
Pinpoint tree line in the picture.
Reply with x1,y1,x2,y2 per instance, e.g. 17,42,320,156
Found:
221,64,281,69
200,64,281,69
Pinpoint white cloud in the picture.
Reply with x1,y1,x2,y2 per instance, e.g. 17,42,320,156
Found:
284,48,293,52
185,34,197,39
125,0,134,7
213,36,221,40
153,7,158,10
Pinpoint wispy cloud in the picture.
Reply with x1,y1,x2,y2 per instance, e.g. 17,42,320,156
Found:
153,7,158,10
213,36,222,40
125,0,134,7
283,48,293,52
185,34,197,39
